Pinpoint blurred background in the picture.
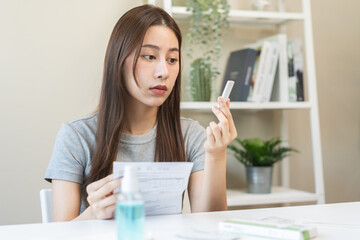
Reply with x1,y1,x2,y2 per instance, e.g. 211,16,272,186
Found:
0,0,359,225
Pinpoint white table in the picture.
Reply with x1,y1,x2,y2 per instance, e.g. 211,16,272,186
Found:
1,202,359,239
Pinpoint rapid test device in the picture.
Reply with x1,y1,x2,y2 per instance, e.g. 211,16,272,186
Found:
221,80,234,102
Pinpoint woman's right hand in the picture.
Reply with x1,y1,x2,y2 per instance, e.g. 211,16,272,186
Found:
85,174,121,220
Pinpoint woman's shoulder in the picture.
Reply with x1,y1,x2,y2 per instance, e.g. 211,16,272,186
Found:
180,116,201,128
180,117,206,167
68,113,97,127
180,117,206,136
60,113,98,139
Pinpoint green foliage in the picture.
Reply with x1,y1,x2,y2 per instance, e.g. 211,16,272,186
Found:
190,58,212,101
185,0,230,100
228,137,299,167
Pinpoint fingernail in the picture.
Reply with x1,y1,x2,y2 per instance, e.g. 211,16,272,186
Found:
212,105,217,111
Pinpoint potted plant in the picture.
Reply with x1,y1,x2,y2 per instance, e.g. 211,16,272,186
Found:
185,0,230,101
228,137,298,194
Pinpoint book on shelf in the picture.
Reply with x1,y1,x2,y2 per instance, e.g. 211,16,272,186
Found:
287,38,305,102
221,48,258,102
219,217,318,240
296,68,305,101
246,50,260,102
266,34,288,102
261,41,280,102
246,34,287,102
246,41,273,102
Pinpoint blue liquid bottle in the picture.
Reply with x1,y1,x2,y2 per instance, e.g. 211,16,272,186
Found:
116,165,144,240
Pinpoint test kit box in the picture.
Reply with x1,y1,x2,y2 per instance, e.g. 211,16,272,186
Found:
219,217,317,240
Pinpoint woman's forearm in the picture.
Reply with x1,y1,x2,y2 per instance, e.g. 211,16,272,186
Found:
195,151,228,212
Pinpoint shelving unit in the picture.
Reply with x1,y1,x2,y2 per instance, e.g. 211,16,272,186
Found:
150,0,325,207
227,186,319,206
171,6,305,27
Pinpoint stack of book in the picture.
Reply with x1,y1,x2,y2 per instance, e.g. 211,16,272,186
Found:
221,34,305,102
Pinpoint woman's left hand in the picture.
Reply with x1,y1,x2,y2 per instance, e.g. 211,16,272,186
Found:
204,97,237,156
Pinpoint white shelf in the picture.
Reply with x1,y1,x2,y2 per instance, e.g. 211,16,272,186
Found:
171,6,304,27
227,186,319,207
162,0,326,206
180,101,311,110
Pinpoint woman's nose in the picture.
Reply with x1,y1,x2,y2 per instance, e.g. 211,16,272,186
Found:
154,58,169,80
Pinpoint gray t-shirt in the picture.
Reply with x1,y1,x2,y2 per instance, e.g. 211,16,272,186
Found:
45,114,206,212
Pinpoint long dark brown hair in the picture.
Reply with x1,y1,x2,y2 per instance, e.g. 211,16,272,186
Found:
85,5,185,189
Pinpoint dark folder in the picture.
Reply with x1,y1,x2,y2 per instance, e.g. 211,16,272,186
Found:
221,48,258,101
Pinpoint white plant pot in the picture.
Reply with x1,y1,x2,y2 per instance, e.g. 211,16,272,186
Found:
251,0,269,11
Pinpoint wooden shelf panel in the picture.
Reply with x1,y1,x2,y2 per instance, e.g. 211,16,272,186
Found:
171,7,304,27
180,101,311,110
227,186,319,207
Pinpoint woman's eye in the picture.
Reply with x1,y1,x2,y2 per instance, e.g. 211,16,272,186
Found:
143,55,155,60
167,58,178,64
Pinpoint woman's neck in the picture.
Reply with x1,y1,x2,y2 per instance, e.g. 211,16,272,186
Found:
123,102,158,135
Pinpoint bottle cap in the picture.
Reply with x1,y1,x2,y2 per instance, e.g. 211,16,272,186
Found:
121,165,139,193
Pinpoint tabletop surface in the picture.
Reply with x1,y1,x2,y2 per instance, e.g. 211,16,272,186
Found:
1,201,360,240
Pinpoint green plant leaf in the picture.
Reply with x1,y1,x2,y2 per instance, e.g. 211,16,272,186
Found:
228,137,299,166
186,0,230,100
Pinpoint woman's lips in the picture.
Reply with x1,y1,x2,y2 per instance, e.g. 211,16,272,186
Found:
150,85,168,95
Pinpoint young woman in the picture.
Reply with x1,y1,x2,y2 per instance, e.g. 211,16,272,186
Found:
45,4,237,221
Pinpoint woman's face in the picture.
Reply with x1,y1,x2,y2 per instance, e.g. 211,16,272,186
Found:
124,25,180,108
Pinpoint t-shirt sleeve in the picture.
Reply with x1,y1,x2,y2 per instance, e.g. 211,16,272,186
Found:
185,120,206,173
44,123,86,184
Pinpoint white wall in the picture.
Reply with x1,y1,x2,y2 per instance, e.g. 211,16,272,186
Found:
288,0,360,202
0,0,359,225
0,0,142,225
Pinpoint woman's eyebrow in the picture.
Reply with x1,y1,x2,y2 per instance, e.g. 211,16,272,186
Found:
142,44,179,52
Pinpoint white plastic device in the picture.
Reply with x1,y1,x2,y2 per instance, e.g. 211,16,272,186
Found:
221,80,235,102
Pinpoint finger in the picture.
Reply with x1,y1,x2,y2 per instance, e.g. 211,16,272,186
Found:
101,204,116,220
95,194,117,211
212,105,229,134
206,126,215,144
217,97,231,119
96,179,121,199
209,121,222,143
93,196,117,219
218,98,236,136
107,204,117,219
87,174,114,193
220,122,230,143
88,179,121,204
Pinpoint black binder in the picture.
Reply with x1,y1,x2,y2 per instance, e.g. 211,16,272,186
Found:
221,48,258,101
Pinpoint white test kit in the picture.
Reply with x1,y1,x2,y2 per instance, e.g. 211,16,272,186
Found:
220,80,235,102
